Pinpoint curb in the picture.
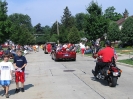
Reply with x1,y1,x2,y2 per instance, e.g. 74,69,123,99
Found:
116,62,133,68
77,53,133,68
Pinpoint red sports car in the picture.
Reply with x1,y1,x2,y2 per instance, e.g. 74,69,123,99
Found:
51,48,76,61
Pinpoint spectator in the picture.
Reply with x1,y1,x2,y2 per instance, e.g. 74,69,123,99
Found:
85,46,92,54
13,50,27,93
80,43,86,56
0,54,14,98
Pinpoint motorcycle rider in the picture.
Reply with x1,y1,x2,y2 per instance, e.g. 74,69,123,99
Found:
92,40,114,77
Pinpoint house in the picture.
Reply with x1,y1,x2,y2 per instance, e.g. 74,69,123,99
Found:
116,9,133,30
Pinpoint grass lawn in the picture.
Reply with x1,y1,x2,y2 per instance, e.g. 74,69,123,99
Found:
85,53,92,56
115,48,133,54
118,59,133,66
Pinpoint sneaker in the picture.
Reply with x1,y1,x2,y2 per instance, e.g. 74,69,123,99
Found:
5,94,9,98
21,88,24,92
15,88,20,93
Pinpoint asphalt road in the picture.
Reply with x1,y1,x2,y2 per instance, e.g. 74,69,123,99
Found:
0,50,133,99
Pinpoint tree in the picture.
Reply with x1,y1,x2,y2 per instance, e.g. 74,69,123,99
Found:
104,6,122,21
75,13,87,31
34,23,43,34
68,27,80,44
10,25,35,45
121,17,133,43
9,13,32,31
0,1,11,43
107,22,120,41
86,1,102,16
61,6,75,29
9,13,34,45
85,1,109,40
49,34,58,42
59,25,69,43
59,6,76,43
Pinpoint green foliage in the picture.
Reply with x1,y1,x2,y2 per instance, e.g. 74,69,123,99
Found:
75,13,87,31
107,22,120,41
49,34,58,42
104,6,123,21
68,27,80,44
34,23,43,34
61,6,75,29
87,1,102,16
85,1,109,40
59,6,76,43
9,13,34,45
85,14,109,40
59,26,69,43
10,25,35,45
0,1,11,44
121,17,133,42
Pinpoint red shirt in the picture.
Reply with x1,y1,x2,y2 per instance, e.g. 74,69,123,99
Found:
98,47,114,62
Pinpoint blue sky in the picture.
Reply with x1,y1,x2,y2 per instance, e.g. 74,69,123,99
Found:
6,0,133,27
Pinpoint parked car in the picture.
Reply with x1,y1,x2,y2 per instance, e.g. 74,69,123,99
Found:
44,42,56,54
51,47,76,61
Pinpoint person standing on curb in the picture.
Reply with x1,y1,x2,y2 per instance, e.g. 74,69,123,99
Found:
13,50,27,93
0,55,14,98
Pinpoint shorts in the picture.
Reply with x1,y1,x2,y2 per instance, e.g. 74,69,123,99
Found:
15,71,25,83
81,48,85,54
0,80,11,86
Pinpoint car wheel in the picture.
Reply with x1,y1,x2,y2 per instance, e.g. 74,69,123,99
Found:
54,56,58,61
73,58,76,61
51,54,53,60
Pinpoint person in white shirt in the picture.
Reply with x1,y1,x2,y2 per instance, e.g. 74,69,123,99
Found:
35,45,39,52
80,43,86,56
0,55,14,98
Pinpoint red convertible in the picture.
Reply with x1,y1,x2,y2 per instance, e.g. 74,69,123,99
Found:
51,47,76,61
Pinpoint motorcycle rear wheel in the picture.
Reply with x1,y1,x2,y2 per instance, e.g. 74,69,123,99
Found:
109,77,117,87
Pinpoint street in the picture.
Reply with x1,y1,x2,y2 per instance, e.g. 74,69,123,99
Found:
0,50,133,99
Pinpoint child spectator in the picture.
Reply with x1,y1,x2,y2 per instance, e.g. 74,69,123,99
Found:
0,55,14,98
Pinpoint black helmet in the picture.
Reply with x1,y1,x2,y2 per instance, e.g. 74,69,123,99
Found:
105,40,111,47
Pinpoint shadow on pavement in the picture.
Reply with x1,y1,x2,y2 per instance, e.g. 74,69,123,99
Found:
0,84,34,96
91,77,109,86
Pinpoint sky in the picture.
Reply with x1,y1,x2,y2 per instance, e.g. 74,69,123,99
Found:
6,0,133,27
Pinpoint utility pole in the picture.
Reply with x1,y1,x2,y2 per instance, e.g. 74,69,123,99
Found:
57,20,59,44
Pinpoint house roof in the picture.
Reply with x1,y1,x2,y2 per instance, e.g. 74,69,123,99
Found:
116,18,125,25
116,16,133,25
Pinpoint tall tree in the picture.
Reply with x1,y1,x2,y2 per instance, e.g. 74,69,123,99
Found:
121,17,133,43
61,6,75,29
75,13,87,31
59,6,75,43
107,22,120,41
104,6,122,21
85,1,109,40
9,13,32,31
34,23,43,34
0,1,11,43
68,27,80,43
9,13,34,45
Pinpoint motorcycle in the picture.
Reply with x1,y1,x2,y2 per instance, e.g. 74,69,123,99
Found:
92,47,122,87
93,61,122,87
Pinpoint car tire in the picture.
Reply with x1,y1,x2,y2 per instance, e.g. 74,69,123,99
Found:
54,56,58,61
72,58,76,61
